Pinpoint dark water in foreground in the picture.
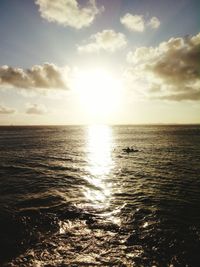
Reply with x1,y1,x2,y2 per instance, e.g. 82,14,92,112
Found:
0,125,200,267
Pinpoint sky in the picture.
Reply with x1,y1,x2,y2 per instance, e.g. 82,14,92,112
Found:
0,0,200,125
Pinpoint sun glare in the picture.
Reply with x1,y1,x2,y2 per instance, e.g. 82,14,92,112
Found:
83,125,114,209
72,68,122,121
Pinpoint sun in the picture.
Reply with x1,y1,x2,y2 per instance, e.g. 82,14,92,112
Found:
72,67,122,122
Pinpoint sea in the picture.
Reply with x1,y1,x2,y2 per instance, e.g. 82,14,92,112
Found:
0,125,200,267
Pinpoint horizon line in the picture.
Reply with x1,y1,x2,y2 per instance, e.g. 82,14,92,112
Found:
0,123,200,127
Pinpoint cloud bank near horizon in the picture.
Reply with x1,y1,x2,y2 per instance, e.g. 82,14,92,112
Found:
0,104,16,114
26,103,47,115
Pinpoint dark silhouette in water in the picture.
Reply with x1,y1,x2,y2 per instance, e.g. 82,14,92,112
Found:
122,147,139,153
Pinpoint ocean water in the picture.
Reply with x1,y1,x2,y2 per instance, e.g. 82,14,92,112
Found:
0,125,200,267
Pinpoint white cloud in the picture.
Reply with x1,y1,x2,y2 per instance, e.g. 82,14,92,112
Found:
126,32,200,101
77,29,127,53
120,14,145,32
0,63,70,91
35,0,103,29
120,13,160,32
26,103,47,115
148,16,160,29
0,104,16,114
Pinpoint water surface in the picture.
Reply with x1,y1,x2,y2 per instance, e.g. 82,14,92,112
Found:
0,125,200,266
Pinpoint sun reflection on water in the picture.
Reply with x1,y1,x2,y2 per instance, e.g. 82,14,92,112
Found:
83,125,114,210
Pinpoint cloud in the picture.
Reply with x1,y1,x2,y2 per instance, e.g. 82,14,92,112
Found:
35,0,103,29
148,16,160,29
120,14,145,32
26,103,47,115
126,32,200,101
157,90,200,101
77,29,127,53
120,13,160,32
0,104,16,114
0,63,70,91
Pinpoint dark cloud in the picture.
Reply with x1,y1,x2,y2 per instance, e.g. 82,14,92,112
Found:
0,63,69,90
157,89,200,101
148,37,200,86
127,32,200,101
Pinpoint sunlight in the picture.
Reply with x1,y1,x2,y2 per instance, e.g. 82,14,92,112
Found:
87,124,113,176
72,68,122,121
83,125,114,209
